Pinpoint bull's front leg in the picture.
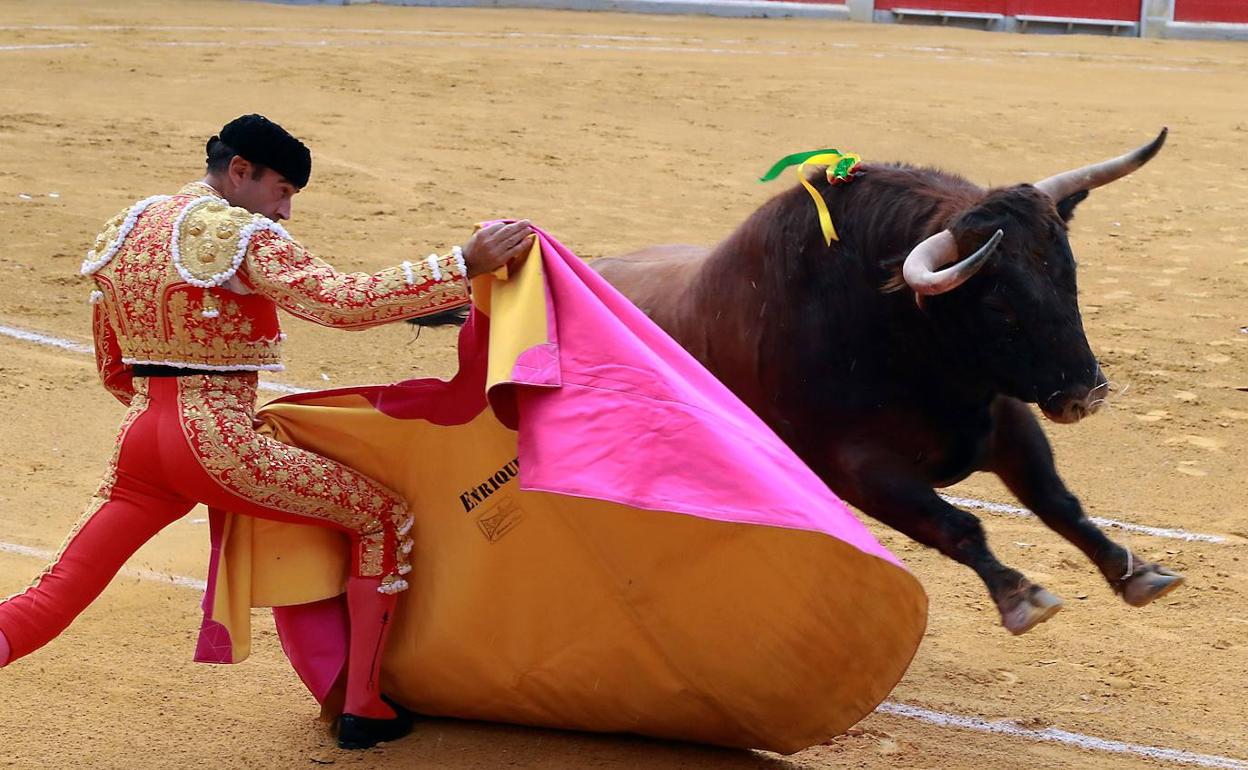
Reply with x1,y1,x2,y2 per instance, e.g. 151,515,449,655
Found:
823,447,1063,635
983,396,1184,607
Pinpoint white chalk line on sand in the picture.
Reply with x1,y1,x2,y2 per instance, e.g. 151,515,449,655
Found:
0,24,707,43
0,323,308,395
0,42,88,52
877,703,1248,770
0,539,1243,769
940,495,1226,544
0,319,1232,543
139,38,800,57
0,23,1217,72
0,541,207,591
0,323,93,354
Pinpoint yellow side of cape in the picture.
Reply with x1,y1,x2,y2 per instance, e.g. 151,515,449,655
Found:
204,241,926,752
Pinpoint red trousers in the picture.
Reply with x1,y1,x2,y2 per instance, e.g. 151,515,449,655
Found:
0,375,411,663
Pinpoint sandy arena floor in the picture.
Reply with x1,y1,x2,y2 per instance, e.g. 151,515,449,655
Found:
0,1,1245,768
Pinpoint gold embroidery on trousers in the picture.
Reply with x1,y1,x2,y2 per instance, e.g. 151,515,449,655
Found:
174,375,408,578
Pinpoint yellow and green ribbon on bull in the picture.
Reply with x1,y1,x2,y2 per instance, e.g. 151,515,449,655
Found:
760,149,861,245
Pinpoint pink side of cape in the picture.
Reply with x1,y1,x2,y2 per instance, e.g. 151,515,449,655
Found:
194,508,232,664
351,226,900,568
510,229,900,567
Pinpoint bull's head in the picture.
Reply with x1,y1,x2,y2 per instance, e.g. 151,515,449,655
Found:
902,129,1167,423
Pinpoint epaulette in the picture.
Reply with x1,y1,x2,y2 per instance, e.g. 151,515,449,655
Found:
172,196,291,287
81,195,171,275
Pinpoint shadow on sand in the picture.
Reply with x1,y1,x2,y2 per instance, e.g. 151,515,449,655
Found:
354,716,806,769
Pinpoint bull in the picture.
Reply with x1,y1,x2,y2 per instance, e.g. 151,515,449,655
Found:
592,130,1183,634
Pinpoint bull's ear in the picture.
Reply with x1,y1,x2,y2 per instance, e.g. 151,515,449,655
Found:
1056,189,1090,222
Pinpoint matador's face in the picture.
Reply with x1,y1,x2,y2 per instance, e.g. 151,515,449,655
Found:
227,161,299,222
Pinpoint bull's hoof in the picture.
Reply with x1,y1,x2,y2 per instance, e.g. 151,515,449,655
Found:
1119,562,1185,607
1000,586,1063,635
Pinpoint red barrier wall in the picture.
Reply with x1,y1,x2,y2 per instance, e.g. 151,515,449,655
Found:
876,0,1140,20
1174,0,1248,22
1011,0,1139,20
875,0,1005,12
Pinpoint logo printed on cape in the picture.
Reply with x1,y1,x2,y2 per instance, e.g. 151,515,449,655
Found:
459,458,519,513
476,497,523,543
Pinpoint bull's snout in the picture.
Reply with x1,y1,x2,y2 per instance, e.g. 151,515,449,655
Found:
1040,367,1109,424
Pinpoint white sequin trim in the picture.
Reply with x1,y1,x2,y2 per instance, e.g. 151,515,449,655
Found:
401,260,415,286
397,517,414,537
426,253,442,282
400,538,413,555
171,197,292,289
377,578,409,595
121,358,285,372
397,564,412,576
81,195,171,275
88,290,104,305
452,245,467,278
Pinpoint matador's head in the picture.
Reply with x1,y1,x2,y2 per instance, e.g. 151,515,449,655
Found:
204,114,310,222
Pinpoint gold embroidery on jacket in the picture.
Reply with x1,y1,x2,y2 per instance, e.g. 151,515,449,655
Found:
92,299,134,404
244,234,469,329
176,199,258,284
85,209,128,266
86,185,282,370
86,182,468,372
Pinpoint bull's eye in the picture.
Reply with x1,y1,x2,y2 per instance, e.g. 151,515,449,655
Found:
983,295,1020,328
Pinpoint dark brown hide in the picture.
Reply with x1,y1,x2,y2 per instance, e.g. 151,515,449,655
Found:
593,133,1182,634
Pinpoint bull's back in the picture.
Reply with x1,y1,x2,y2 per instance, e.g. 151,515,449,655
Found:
591,245,709,330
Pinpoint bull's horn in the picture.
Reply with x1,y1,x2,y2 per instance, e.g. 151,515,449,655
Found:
903,229,1004,296
1034,128,1167,202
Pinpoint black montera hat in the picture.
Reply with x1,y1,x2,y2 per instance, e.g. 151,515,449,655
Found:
208,114,311,188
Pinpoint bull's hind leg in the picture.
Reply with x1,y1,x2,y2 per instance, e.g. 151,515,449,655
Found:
825,451,1062,635
984,397,1184,607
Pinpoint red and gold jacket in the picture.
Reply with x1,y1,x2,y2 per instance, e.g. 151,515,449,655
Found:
83,182,470,404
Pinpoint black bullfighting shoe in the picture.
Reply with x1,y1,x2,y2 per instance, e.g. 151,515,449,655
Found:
337,699,418,750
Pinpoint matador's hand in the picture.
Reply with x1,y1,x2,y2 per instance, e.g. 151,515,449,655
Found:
461,220,535,279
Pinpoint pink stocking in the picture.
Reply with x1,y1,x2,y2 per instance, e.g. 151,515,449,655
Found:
343,577,399,719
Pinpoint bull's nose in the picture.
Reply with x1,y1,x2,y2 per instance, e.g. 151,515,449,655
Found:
1042,381,1105,424
1048,399,1090,424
